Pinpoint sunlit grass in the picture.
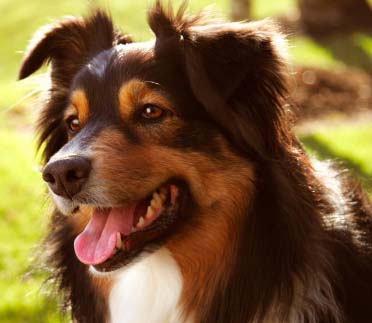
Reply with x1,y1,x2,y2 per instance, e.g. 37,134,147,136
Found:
253,0,295,18
301,123,372,196
290,37,344,69
0,127,65,323
355,33,372,57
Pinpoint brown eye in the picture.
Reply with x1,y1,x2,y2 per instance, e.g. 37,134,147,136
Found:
66,116,80,133
141,104,164,120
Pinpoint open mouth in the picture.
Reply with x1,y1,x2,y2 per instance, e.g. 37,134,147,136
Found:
73,182,186,272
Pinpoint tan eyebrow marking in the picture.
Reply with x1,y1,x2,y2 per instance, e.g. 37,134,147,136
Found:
69,89,89,125
118,79,173,119
64,104,78,119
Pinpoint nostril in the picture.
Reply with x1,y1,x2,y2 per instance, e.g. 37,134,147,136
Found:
43,172,56,184
42,157,91,198
66,169,79,182
65,164,90,183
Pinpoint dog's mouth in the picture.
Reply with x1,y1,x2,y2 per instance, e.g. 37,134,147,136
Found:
73,181,186,272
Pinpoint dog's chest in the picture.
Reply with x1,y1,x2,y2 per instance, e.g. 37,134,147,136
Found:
108,248,188,323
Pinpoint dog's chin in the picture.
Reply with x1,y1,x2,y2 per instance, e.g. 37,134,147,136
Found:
54,181,188,273
51,192,80,216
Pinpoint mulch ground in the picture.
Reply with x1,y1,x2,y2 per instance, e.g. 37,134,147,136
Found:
290,66,372,122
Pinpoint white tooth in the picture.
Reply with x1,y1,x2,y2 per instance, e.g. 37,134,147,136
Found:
137,216,145,228
116,232,122,249
151,196,162,208
146,206,154,219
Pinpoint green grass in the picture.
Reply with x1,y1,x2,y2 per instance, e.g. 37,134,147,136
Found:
290,37,344,69
1,0,372,322
253,0,295,18
0,127,62,323
301,124,372,195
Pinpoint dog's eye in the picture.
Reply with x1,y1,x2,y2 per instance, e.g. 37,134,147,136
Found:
141,104,164,120
66,116,80,134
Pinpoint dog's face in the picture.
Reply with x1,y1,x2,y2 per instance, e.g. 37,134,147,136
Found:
41,41,237,271
19,6,287,272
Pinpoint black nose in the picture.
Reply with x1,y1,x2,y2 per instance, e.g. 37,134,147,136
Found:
42,156,91,198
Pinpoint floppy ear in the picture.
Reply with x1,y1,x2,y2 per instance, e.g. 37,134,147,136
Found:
18,10,131,162
148,3,290,159
18,9,131,87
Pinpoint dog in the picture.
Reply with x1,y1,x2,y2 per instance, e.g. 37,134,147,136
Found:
18,2,372,322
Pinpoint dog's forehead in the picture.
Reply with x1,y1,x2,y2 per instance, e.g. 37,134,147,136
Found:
74,41,156,90
68,40,199,121
67,41,159,117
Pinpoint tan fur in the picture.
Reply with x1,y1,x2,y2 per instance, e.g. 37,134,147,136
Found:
70,205,93,235
70,89,89,125
118,79,174,119
90,272,113,302
64,105,78,120
165,156,255,318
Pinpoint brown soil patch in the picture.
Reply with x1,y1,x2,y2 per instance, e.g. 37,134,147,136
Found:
291,66,372,122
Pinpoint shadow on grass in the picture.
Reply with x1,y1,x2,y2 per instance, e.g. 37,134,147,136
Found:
301,135,372,193
313,33,372,72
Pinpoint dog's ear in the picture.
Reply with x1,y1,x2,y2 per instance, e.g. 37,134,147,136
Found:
186,22,290,159
18,10,131,87
19,10,131,162
149,2,290,159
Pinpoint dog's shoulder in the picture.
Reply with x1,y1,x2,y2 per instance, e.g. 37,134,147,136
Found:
313,159,372,322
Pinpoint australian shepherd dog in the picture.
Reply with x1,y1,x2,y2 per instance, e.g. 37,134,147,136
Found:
18,2,372,322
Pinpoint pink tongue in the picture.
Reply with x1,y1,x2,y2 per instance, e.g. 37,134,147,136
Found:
74,206,135,265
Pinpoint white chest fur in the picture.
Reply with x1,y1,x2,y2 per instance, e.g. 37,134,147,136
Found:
107,248,188,323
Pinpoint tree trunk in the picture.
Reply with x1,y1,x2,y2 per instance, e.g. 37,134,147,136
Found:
230,0,250,21
298,0,372,35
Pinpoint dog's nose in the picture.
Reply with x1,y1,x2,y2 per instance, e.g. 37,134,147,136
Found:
42,156,91,198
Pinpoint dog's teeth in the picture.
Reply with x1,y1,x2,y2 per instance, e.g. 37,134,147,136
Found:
146,206,154,219
116,232,122,249
137,216,145,228
151,195,162,208
154,192,162,201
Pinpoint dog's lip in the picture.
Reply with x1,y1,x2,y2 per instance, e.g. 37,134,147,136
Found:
73,181,185,271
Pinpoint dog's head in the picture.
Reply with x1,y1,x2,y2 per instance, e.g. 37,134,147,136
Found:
19,3,289,272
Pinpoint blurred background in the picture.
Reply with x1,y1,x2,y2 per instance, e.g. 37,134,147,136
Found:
1,0,371,322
